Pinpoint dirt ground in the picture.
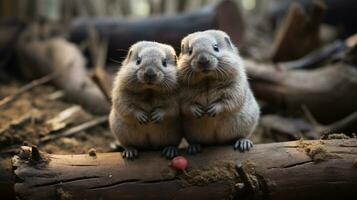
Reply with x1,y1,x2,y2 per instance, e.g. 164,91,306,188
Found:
0,81,114,156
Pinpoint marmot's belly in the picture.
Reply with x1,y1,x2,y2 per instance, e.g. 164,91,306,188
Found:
184,114,242,144
119,121,180,149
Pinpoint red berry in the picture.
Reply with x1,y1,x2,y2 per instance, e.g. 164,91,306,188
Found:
171,156,188,171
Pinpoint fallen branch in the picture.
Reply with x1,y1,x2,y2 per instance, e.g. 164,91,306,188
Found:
70,0,245,61
271,0,326,62
44,105,84,133
7,139,357,200
0,74,53,108
16,29,110,114
245,59,357,123
40,116,108,143
260,111,357,140
88,27,113,100
277,40,346,70
260,115,312,140
305,111,357,139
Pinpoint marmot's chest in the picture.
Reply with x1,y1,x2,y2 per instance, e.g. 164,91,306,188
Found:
137,92,165,105
193,82,222,106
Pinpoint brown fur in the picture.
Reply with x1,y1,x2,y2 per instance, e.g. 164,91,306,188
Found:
109,41,181,152
178,30,260,147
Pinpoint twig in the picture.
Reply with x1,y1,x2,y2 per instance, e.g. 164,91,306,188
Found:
301,104,320,126
0,74,53,108
40,116,108,143
305,111,357,139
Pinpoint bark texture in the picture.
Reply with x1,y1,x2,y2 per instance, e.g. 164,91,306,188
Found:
11,139,357,200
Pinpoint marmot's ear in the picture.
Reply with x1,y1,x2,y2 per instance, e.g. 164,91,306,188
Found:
122,50,132,65
180,43,185,55
224,36,233,49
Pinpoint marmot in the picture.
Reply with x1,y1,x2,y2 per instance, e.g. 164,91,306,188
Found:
177,30,260,154
109,41,181,159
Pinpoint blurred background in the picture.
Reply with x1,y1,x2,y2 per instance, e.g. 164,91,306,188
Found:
0,0,356,156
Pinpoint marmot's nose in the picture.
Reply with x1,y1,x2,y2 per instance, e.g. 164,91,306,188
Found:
197,55,210,68
144,68,157,81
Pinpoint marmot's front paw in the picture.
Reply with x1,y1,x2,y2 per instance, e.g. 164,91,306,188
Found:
234,138,253,152
206,103,223,117
122,147,139,160
151,108,165,123
134,111,149,124
190,103,205,118
162,146,178,159
187,144,202,155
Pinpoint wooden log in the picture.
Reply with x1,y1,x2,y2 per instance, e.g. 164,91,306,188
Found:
277,40,346,70
69,0,245,62
16,28,110,114
10,139,357,200
244,59,357,123
271,0,326,62
260,112,357,140
0,157,14,200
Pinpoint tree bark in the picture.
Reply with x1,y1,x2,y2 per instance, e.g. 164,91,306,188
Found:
10,139,357,200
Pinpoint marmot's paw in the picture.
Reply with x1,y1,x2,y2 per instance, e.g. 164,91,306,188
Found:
151,109,165,123
122,147,139,160
206,103,222,117
162,146,178,159
134,111,149,124
187,144,202,155
190,103,205,118
234,138,253,152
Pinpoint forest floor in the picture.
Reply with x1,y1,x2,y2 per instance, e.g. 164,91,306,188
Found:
0,81,268,156
0,81,114,155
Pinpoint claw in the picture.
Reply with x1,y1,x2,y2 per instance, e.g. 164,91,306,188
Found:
151,109,164,123
234,139,253,152
190,104,205,118
135,111,149,124
162,146,178,159
187,144,202,155
122,147,139,160
206,103,222,117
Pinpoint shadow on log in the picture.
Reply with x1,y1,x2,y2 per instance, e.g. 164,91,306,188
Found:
8,139,357,200
69,0,245,62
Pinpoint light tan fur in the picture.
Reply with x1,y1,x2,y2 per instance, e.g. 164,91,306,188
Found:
178,30,260,147
109,41,181,151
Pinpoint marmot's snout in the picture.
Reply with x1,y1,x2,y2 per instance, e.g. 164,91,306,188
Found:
197,54,210,69
143,67,158,83
138,66,164,85
193,53,217,72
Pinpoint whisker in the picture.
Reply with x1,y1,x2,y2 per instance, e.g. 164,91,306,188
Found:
109,57,123,64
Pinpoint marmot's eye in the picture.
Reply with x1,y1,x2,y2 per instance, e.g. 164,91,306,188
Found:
162,59,167,67
213,44,219,52
136,57,142,65
188,47,193,56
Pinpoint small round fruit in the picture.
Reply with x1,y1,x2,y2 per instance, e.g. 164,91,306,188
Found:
171,156,188,171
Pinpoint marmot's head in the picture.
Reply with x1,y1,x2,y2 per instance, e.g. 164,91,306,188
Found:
116,41,178,92
178,30,242,85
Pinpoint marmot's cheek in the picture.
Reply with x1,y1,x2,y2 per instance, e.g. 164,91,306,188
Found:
137,71,145,82
157,73,165,83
